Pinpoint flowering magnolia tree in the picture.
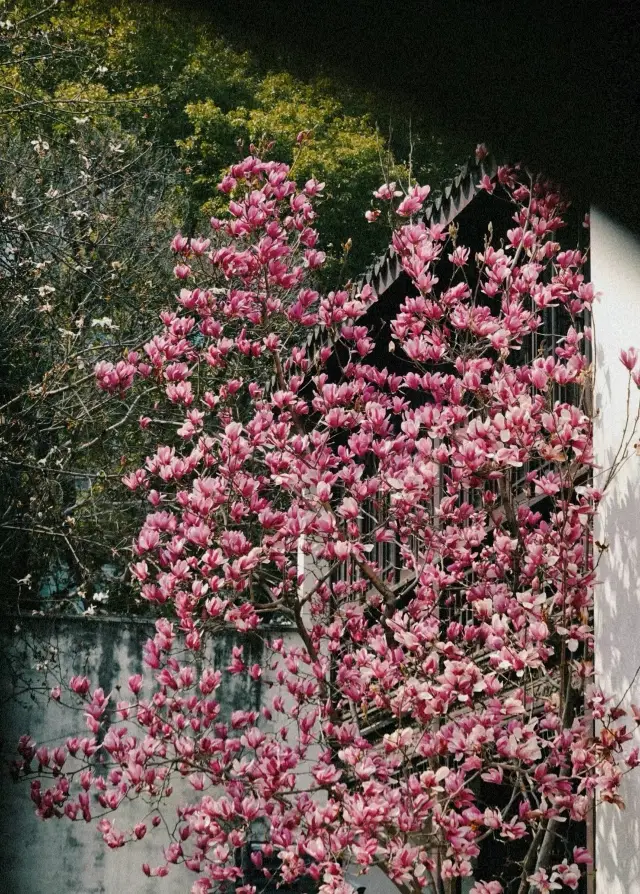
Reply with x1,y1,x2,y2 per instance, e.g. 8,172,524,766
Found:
13,150,640,894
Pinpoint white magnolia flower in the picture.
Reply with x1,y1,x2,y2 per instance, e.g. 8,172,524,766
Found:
31,137,50,155
91,316,119,331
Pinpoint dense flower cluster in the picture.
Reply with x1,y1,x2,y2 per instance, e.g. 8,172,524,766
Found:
14,153,640,894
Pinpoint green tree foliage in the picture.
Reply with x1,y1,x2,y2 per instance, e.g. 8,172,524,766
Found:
0,0,462,610
2,0,460,277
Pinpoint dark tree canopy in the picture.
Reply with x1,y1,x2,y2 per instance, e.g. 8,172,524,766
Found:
197,0,640,234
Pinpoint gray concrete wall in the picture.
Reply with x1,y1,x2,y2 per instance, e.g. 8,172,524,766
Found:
0,615,402,894
0,616,263,894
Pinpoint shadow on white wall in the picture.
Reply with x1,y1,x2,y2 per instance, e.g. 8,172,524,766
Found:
592,208,640,893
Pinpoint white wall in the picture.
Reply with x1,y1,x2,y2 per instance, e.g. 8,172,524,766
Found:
592,208,640,893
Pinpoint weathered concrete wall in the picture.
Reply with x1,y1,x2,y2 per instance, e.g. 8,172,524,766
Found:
0,615,403,894
0,617,408,894
0,615,263,894
592,209,640,893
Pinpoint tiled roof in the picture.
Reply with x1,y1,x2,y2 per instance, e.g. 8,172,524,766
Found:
266,154,498,392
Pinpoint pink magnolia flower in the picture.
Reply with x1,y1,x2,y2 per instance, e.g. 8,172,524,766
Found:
527,869,562,893
471,883,503,894
69,676,90,696
620,347,638,370
373,182,402,201
449,246,470,267
396,195,423,217
170,233,190,253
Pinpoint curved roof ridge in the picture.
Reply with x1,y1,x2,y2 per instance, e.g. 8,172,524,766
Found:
266,154,500,389
354,152,498,301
